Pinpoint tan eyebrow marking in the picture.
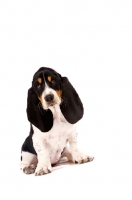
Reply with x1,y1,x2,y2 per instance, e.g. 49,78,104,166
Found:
47,76,51,82
37,78,42,83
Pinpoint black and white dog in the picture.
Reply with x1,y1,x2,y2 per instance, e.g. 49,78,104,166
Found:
20,67,94,176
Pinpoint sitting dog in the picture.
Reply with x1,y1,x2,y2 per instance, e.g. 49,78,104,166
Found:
20,67,94,176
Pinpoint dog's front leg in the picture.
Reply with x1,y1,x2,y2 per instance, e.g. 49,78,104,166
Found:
32,134,51,176
68,130,94,164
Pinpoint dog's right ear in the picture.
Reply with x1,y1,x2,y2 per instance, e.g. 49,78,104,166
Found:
27,88,53,132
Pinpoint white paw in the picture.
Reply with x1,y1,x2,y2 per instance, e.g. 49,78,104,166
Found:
23,164,36,174
35,165,51,176
72,151,94,164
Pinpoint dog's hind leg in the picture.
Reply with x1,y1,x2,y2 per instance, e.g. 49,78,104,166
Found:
20,151,37,174
20,135,38,174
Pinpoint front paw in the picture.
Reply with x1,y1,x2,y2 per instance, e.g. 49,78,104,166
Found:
35,166,51,176
72,152,94,164
23,164,36,174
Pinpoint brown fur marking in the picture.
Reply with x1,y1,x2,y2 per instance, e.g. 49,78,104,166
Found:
56,90,62,98
48,76,51,82
37,78,42,83
38,95,42,102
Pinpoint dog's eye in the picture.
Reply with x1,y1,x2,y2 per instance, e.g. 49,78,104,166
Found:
51,79,56,84
36,83,41,89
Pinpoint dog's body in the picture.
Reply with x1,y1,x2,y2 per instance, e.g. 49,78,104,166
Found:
20,67,94,175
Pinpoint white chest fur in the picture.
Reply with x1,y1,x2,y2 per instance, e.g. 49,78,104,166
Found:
32,105,76,164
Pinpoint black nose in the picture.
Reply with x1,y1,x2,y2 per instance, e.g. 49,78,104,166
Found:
44,94,54,102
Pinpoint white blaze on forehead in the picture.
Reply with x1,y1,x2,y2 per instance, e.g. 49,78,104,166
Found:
43,82,53,95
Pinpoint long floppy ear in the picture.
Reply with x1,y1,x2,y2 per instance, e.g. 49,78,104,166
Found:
60,77,84,124
27,88,53,132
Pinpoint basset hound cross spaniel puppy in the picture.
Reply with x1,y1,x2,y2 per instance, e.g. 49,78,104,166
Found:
20,67,94,176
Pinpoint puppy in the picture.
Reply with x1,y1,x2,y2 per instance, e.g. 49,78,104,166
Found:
20,67,94,175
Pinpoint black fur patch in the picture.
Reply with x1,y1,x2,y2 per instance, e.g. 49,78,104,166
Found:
21,126,37,155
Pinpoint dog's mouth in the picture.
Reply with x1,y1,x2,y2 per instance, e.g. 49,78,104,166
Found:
48,102,56,107
44,101,58,109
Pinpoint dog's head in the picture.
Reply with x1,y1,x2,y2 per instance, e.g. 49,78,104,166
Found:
32,67,62,109
27,67,84,131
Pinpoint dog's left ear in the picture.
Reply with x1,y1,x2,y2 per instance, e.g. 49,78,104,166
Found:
60,76,84,124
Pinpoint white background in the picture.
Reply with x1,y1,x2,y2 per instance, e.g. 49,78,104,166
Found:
0,0,132,199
